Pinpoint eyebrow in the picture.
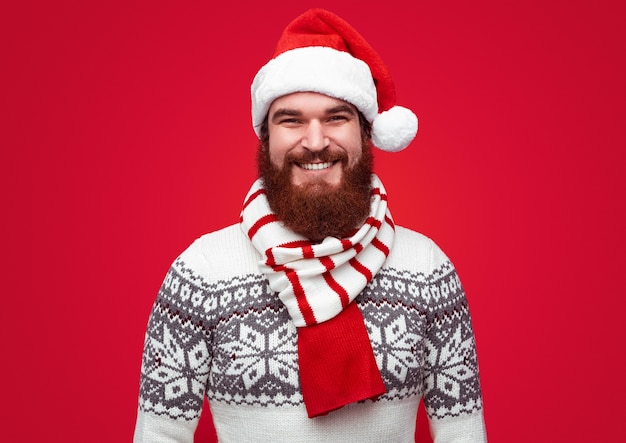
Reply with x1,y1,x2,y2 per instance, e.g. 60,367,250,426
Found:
270,104,357,123
271,108,302,122
325,104,357,116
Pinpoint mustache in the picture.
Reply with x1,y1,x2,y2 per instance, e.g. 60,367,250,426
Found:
285,149,348,165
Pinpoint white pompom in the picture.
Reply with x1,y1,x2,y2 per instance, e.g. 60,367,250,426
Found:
371,106,418,152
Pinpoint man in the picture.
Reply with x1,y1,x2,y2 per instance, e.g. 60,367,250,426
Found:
134,8,486,442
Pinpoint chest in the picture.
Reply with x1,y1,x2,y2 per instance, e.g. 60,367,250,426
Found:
205,269,429,405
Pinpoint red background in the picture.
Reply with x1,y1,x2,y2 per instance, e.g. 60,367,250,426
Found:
6,0,625,441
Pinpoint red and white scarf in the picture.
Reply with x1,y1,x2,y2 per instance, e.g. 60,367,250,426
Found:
240,174,394,417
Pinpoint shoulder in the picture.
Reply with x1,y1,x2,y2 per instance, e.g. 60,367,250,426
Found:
393,225,435,248
175,224,261,282
192,223,251,252
386,225,452,273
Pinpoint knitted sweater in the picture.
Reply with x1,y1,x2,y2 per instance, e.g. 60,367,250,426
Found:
133,224,487,442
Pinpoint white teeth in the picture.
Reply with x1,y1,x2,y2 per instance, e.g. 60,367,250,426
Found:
300,162,334,170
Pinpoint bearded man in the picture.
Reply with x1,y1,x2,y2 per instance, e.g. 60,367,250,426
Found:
134,9,487,443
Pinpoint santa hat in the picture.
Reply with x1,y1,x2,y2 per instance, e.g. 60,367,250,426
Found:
251,8,418,152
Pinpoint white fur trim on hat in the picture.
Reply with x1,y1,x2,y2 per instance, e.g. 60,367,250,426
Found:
371,106,418,152
251,46,378,135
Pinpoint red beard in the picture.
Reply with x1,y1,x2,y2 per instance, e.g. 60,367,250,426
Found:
258,144,374,242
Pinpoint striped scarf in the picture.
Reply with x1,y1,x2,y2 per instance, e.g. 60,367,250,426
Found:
240,174,394,417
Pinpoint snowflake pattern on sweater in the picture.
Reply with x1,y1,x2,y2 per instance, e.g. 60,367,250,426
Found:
135,225,486,442
134,225,486,443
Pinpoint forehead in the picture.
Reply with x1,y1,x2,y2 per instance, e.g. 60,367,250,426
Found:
268,92,356,114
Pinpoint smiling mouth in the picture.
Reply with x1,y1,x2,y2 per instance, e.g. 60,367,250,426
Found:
298,161,336,171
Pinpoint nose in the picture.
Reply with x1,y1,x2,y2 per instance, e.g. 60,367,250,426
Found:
301,120,329,152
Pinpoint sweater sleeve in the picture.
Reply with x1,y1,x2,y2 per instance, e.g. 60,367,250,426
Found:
422,242,487,442
133,245,214,442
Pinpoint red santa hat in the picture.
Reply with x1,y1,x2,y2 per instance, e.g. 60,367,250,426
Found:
251,8,418,152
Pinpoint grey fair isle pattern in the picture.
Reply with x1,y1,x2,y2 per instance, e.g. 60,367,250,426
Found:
138,257,482,420
362,265,483,419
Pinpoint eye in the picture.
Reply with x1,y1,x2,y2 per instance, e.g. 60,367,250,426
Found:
279,118,301,125
327,115,349,123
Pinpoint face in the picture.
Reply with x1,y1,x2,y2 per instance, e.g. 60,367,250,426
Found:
258,93,374,242
267,92,364,188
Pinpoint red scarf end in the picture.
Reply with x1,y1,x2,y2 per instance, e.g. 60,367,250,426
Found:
297,302,387,418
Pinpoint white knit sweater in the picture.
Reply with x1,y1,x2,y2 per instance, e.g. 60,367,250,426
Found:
134,224,487,442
